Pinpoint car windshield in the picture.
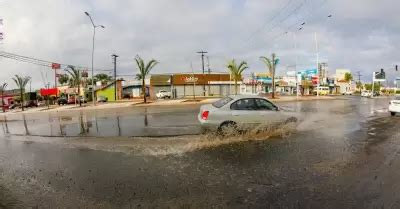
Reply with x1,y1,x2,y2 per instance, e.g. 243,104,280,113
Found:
212,97,233,108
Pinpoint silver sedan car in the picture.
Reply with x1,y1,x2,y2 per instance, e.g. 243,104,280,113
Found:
198,95,296,133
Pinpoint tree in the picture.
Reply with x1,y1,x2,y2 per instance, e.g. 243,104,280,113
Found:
0,82,8,112
364,82,381,92
356,81,363,91
58,74,69,85
227,59,248,95
95,73,112,84
344,72,353,82
134,55,158,103
65,65,82,106
260,53,279,98
12,75,31,111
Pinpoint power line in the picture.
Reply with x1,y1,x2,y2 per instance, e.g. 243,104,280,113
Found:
0,50,108,72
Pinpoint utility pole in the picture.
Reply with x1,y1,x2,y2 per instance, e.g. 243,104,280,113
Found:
356,71,362,82
206,56,211,95
197,51,208,96
112,54,118,101
315,32,319,97
356,71,362,91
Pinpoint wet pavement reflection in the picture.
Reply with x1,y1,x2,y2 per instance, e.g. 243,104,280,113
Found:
0,105,203,137
1,97,389,138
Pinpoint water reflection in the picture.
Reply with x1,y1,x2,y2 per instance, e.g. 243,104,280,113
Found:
0,106,202,137
22,114,30,135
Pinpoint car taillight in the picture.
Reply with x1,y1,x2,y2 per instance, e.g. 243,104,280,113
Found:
201,111,209,120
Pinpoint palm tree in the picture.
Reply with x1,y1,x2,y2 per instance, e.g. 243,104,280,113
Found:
135,55,158,103
65,65,82,106
227,59,248,95
344,72,353,82
12,75,31,111
0,82,8,113
58,74,69,86
260,53,279,98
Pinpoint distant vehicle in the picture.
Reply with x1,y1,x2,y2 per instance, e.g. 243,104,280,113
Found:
58,97,68,105
23,100,38,108
156,90,172,99
67,97,76,104
79,96,88,103
389,96,400,116
343,90,354,95
361,90,372,97
373,91,380,97
97,96,108,102
198,95,297,134
313,86,329,96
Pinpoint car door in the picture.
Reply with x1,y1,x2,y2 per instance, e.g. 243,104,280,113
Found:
230,98,260,128
254,98,286,125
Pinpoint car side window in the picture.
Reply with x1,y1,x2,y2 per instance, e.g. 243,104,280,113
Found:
231,99,257,110
255,99,277,111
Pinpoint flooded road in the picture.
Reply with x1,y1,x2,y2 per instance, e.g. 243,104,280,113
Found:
1,96,400,208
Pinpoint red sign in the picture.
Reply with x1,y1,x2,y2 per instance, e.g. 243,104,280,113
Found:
40,88,58,96
52,63,61,69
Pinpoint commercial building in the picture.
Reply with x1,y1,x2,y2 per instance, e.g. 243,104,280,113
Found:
150,75,172,99
171,73,235,98
335,69,353,94
94,80,123,101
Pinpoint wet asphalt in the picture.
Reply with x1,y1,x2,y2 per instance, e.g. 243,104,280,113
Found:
1,96,400,209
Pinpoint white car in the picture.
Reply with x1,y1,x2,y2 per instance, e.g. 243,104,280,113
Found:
361,90,372,97
156,90,171,99
343,91,354,95
389,96,400,116
198,95,297,133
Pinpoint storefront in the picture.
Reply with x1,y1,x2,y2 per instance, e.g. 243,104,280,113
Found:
150,75,172,99
171,73,234,98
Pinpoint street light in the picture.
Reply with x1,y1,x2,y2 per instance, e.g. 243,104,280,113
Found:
85,11,105,106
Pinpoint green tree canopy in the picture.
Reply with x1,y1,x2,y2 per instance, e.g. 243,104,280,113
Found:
58,74,69,85
12,75,31,111
344,72,353,82
227,59,248,95
135,55,158,103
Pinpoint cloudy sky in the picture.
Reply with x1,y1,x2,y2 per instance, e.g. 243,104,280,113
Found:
0,0,399,89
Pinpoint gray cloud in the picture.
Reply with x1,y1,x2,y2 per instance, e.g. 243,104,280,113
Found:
0,0,399,89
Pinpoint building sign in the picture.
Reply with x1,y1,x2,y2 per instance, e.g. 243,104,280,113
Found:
183,76,199,83
373,69,385,82
40,88,58,96
298,69,318,85
51,63,61,69
150,75,172,86
172,74,231,85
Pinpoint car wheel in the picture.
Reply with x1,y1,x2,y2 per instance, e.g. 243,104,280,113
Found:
391,112,396,116
218,121,238,136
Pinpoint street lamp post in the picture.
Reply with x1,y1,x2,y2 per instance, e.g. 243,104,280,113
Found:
85,12,105,106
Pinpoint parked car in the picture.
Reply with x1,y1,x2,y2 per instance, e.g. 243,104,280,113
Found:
97,96,108,102
156,90,172,99
361,90,372,97
79,96,88,103
343,91,354,95
389,96,400,116
23,100,38,108
198,95,297,134
57,97,68,105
